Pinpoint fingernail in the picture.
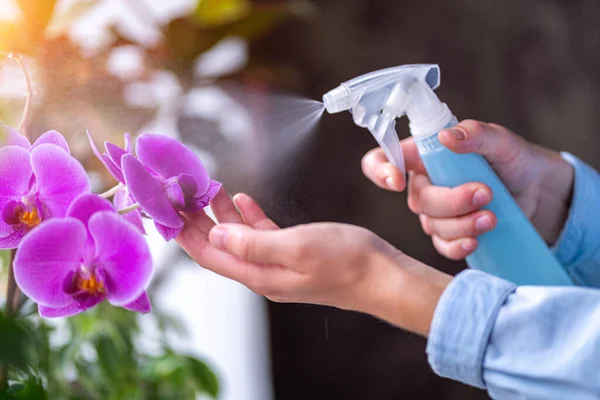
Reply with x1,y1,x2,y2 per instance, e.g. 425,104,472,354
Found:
475,215,493,232
461,240,476,252
385,176,395,190
210,226,228,249
472,189,491,206
443,128,465,140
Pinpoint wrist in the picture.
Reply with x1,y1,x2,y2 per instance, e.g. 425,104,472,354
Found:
360,252,452,336
531,146,574,244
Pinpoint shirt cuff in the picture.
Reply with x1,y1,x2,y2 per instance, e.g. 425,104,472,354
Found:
552,153,600,283
426,269,516,388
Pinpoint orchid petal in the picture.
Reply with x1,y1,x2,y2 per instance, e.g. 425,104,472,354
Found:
178,173,198,207
0,146,32,199
73,292,105,309
124,133,132,153
1,126,30,149
13,218,87,308
136,133,211,194
0,200,29,249
114,188,145,234
105,142,127,167
39,302,86,318
30,144,91,218
86,131,124,184
66,194,115,225
88,211,152,306
122,154,183,229
102,154,125,183
165,181,185,209
66,194,116,260
2,200,20,225
188,180,220,212
0,146,32,246
190,180,222,211
31,130,70,154
0,229,25,249
206,180,222,199
154,221,183,241
122,291,151,313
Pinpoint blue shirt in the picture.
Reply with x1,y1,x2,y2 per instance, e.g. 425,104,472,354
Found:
426,153,600,399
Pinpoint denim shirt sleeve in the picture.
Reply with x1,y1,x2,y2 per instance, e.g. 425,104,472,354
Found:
427,270,600,399
553,153,600,287
425,154,600,396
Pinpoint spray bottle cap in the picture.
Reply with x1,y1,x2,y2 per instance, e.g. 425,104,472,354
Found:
322,64,452,174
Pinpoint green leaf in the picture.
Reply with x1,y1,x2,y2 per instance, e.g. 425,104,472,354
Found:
5,374,46,400
186,356,219,398
140,355,181,380
6,383,26,394
0,314,34,370
95,336,123,382
108,386,144,400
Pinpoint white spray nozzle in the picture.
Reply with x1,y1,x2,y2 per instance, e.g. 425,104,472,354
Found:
323,64,453,175
323,84,352,114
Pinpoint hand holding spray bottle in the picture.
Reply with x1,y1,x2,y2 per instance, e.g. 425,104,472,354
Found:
323,64,573,286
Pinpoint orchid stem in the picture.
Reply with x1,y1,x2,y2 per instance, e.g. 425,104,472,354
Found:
100,183,124,199
5,249,18,318
4,53,33,138
118,203,140,215
1,250,18,392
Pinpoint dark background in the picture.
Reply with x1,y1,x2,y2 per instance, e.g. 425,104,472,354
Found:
3,0,600,398
250,1,600,399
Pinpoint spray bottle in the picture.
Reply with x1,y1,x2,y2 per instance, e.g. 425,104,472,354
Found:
323,64,573,286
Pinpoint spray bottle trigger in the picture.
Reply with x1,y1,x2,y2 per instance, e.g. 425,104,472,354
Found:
372,122,406,176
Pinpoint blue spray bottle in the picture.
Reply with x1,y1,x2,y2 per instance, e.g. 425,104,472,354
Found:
323,64,573,286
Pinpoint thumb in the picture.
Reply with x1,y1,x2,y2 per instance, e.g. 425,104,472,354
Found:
439,120,527,165
209,223,289,264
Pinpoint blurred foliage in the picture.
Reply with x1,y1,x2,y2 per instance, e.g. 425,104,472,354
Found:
1,303,218,399
0,251,9,272
0,0,312,398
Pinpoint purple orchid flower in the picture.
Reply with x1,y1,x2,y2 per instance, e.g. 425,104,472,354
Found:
86,131,145,234
86,131,131,185
1,127,70,153
13,194,153,318
0,131,90,249
87,132,221,241
122,134,221,240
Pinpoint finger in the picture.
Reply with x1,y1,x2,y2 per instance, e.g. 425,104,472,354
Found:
233,193,279,230
400,137,426,174
439,120,527,165
431,235,478,261
179,209,215,236
419,214,431,235
177,220,300,293
210,187,244,224
208,223,295,265
361,139,426,191
407,171,426,214
361,148,406,191
422,210,497,240
408,173,493,217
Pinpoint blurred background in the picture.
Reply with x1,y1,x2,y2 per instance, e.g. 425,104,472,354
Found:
2,0,600,399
